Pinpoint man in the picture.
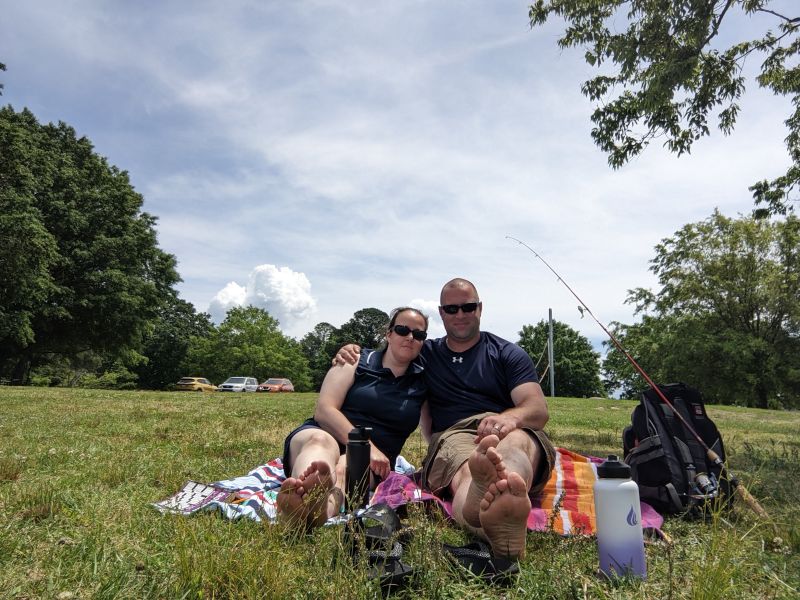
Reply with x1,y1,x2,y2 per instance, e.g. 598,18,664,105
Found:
337,278,555,560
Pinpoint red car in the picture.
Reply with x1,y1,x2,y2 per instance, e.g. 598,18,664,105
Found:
256,378,295,392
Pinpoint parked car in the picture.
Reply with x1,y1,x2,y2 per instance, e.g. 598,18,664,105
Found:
217,376,259,392
175,377,216,392
256,378,295,393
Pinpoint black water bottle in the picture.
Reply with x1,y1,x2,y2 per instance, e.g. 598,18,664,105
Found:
345,426,372,510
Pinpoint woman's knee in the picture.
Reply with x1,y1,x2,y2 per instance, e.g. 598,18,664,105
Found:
291,428,339,456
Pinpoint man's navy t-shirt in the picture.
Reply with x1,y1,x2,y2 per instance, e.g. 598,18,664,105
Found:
419,332,539,434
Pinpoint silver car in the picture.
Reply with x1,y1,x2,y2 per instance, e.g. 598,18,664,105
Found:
217,376,259,392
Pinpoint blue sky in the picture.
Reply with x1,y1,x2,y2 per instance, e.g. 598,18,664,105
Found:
1,1,792,349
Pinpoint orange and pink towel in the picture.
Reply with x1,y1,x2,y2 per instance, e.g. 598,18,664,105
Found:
372,447,663,535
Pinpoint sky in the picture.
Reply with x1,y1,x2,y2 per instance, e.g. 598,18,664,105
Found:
1,1,793,351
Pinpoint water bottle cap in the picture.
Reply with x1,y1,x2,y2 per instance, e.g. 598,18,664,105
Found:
348,426,372,442
597,454,631,478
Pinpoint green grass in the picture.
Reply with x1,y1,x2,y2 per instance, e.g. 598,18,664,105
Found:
1,387,798,599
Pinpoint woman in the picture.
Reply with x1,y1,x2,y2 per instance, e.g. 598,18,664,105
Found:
277,307,429,528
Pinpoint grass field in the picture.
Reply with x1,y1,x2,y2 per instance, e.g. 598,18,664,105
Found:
1,387,798,599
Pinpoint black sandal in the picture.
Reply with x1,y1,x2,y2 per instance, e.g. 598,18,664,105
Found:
442,540,520,586
349,503,415,594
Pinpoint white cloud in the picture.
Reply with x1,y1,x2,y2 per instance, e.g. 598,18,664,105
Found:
208,265,317,337
245,265,317,328
208,281,247,323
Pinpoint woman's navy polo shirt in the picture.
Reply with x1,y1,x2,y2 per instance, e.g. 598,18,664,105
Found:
342,348,427,466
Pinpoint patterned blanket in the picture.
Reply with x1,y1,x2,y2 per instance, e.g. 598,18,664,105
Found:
152,448,663,535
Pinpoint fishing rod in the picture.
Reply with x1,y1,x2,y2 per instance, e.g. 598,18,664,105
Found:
506,235,768,519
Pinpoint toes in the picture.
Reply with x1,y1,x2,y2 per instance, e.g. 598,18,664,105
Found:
477,434,500,452
506,473,528,496
485,447,505,470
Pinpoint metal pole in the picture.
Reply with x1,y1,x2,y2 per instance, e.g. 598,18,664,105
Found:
548,308,555,397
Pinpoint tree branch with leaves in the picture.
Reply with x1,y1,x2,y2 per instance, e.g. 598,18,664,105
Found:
530,0,799,216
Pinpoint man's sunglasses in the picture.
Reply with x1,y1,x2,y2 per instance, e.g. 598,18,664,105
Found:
440,302,480,315
392,324,428,341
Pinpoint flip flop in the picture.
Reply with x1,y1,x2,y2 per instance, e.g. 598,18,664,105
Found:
442,540,520,586
364,540,414,595
348,503,415,594
358,503,413,549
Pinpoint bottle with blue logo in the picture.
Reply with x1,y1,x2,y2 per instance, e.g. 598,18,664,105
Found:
593,455,647,579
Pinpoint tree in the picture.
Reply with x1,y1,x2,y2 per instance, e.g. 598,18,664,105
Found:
299,322,340,391
299,308,391,391
601,314,699,399
529,1,800,215
517,319,604,397
0,107,180,383
607,210,800,408
183,306,312,391
134,296,213,390
337,308,390,350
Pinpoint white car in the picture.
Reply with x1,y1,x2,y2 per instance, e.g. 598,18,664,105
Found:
217,376,258,392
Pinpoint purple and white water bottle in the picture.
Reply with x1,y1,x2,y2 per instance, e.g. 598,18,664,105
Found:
593,455,647,579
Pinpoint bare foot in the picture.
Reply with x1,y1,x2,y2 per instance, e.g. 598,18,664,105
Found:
276,476,305,522
479,472,531,559
462,435,506,528
277,460,334,529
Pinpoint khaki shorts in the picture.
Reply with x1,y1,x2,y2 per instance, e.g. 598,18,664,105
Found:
421,412,556,496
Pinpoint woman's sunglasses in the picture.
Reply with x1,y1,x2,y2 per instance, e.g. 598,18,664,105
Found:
392,324,428,341
440,302,480,315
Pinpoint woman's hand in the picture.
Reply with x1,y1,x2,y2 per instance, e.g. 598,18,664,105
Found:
369,446,391,481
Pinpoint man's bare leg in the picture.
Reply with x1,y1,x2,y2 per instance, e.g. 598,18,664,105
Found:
460,434,506,528
477,431,541,558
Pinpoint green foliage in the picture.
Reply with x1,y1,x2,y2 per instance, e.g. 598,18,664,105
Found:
76,361,138,390
337,307,390,350
529,1,800,215
184,306,313,390
134,296,213,390
0,106,180,383
300,308,390,390
518,319,604,397
299,321,340,390
604,211,800,407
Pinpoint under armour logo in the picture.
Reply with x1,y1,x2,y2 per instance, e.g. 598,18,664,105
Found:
452,356,463,363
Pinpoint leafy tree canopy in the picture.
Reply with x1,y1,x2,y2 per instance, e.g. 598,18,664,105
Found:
530,1,799,215
338,308,390,350
134,296,213,390
300,308,391,391
299,322,341,391
183,306,312,391
0,106,180,383
518,319,604,398
605,210,800,408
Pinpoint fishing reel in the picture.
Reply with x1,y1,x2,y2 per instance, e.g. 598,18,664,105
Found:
689,472,719,500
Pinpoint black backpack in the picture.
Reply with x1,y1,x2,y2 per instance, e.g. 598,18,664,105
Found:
622,382,733,516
